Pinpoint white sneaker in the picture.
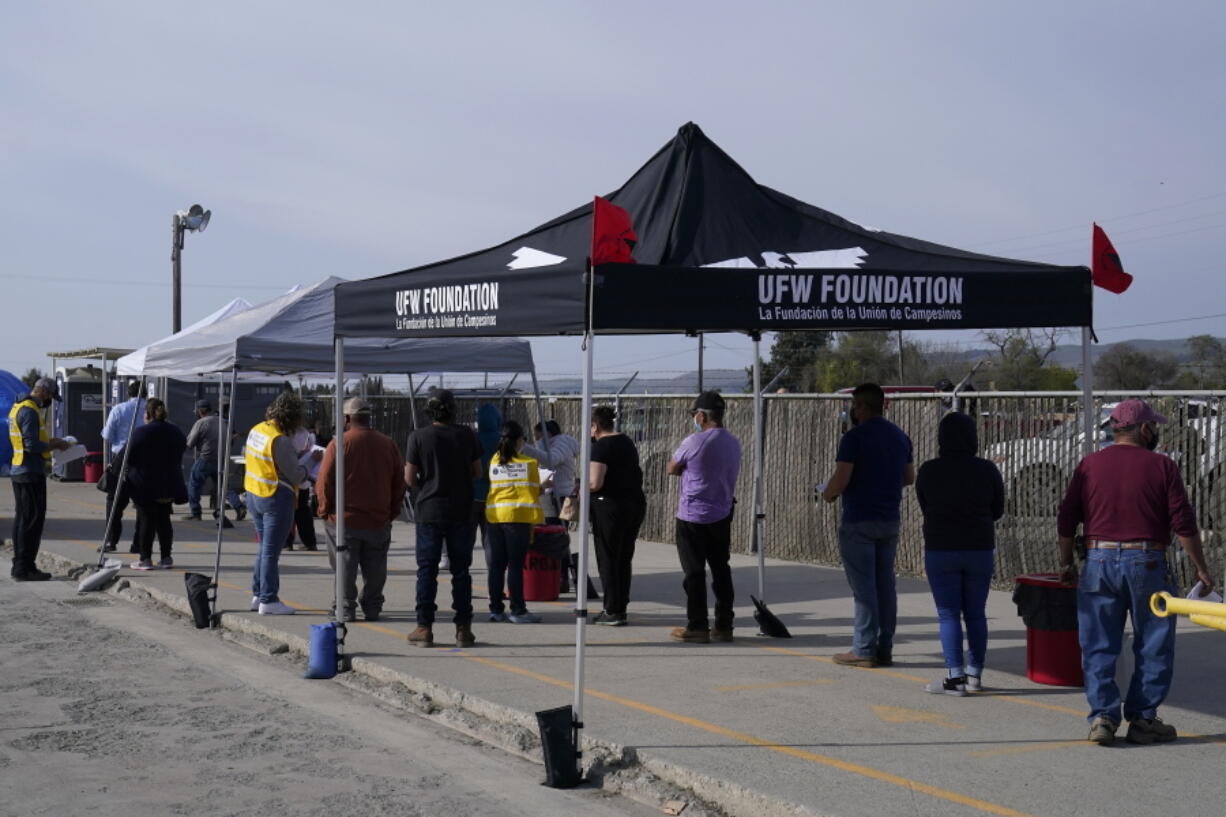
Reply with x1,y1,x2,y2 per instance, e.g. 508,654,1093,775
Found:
250,596,260,611
258,601,296,615
965,674,983,692
924,676,968,697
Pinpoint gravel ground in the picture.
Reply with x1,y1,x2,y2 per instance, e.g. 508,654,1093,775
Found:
0,577,656,817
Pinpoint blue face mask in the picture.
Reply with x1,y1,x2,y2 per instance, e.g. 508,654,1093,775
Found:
692,415,703,432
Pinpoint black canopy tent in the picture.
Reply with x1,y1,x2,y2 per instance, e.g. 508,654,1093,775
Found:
334,122,1092,775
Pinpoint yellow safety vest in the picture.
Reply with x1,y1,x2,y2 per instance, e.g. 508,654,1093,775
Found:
485,454,545,524
243,420,291,498
8,398,49,468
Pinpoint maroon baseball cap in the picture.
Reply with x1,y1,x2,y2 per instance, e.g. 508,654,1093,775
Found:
1108,399,1167,427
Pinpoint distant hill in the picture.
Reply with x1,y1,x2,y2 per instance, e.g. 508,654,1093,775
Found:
1044,337,1225,369
538,368,747,395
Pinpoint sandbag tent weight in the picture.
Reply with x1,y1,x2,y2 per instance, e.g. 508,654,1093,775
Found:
333,121,1094,787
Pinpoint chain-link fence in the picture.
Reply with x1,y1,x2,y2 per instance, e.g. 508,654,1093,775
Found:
307,391,1226,590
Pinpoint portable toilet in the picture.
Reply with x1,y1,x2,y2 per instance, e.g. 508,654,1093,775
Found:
53,366,105,481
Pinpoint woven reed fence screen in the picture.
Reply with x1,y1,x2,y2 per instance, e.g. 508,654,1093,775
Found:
308,391,1225,591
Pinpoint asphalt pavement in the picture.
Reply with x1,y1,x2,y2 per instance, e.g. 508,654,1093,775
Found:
5,481,1226,817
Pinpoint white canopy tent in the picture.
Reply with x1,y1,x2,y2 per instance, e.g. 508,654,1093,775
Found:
118,277,534,377
115,297,255,377
113,276,540,636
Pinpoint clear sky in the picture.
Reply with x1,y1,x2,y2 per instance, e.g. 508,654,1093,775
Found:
3,1,1223,386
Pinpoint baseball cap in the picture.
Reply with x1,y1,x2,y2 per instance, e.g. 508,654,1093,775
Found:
691,390,726,414
33,376,61,402
1109,399,1168,428
194,399,212,412
343,397,371,415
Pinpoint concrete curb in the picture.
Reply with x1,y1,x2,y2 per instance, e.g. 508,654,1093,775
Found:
29,546,819,817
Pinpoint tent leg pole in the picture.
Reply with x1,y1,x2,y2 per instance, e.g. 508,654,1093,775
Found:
100,354,109,472
571,332,594,772
1080,324,1094,457
407,374,419,431
334,337,349,669
752,336,765,602
208,367,238,626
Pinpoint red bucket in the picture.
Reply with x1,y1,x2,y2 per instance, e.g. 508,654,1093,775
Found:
83,452,103,484
1015,573,1084,687
523,551,560,602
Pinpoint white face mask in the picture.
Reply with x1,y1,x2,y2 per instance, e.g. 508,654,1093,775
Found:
692,414,703,432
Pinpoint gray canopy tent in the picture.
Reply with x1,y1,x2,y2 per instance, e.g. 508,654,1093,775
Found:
112,276,541,638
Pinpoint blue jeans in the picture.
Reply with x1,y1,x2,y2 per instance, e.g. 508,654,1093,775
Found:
1078,548,1178,724
487,522,531,615
925,549,994,675
839,520,899,658
248,489,294,604
188,459,245,517
415,520,475,626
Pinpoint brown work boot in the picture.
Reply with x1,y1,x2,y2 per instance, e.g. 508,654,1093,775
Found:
832,651,877,668
709,628,734,642
455,623,475,648
670,626,710,644
407,625,434,648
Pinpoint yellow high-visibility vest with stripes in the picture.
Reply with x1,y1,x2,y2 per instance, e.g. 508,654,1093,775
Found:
243,420,291,498
8,398,49,468
485,454,544,524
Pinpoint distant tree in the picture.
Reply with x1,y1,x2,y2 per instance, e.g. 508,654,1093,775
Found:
1182,335,1226,388
980,328,1077,390
812,332,897,392
20,368,45,388
757,331,831,392
1093,343,1180,389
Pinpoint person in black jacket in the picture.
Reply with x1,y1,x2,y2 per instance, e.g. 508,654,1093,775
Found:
915,411,1004,696
124,399,188,570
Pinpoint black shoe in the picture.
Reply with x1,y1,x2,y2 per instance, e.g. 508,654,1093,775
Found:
302,545,318,551
235,507,247,521
362,608,381,622
876,653,894,667
13,569,51,582
102,542,117,553
213,515,234,529
182,513,202,521
128,544,140,554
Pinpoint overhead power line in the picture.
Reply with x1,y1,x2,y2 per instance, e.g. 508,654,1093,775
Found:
972,190,1226,248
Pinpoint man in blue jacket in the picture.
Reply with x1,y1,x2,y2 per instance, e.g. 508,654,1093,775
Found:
821,383,915,667
8,378,72,580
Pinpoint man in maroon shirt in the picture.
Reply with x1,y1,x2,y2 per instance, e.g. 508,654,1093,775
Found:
1057,399,1214,746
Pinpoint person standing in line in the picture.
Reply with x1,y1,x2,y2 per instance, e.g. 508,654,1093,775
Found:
284,422,321,551
183,399,235,530
405,390,481,647
523,420,580,524
485,420,545,624
915,411,1004,696
666,391,742,643
472,403,503,573
589,405,646,626
243,392,308,616
317,398,404,623
821,382,914,668
1057,399,1214,746
101,381,146,552
125,399,188,570
8,377,71,580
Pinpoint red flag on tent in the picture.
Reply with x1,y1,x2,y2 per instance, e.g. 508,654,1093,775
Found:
1091,223,1133,294
591,196,637,266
